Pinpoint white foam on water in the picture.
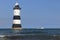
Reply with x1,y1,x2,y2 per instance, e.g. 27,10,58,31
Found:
0,35,5,37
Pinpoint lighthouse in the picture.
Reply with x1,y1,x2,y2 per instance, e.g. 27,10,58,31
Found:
12,1,22,29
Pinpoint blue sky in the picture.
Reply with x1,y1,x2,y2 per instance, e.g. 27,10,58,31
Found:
0,0,60,28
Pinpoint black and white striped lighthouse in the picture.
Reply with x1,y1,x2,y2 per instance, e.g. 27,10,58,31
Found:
12,1,22,29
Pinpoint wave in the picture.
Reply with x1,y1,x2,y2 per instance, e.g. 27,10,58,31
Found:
0,35,5,37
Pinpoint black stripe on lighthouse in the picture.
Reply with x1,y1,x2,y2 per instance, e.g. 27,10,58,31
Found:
12,24,21,28
13,16,21,19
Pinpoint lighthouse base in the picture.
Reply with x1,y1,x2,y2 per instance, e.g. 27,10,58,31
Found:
12,28,22,30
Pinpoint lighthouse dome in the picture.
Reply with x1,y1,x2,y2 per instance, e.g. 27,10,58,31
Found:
13,2,21,10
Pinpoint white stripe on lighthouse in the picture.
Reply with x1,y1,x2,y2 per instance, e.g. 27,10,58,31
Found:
14,10,20,16
13,20,21,24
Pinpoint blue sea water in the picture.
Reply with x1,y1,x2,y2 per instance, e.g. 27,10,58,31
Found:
0,28,60,40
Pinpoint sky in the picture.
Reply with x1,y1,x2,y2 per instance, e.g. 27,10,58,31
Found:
0,0,60,28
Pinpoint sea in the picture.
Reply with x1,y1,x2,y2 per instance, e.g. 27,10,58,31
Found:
0,28,60,40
